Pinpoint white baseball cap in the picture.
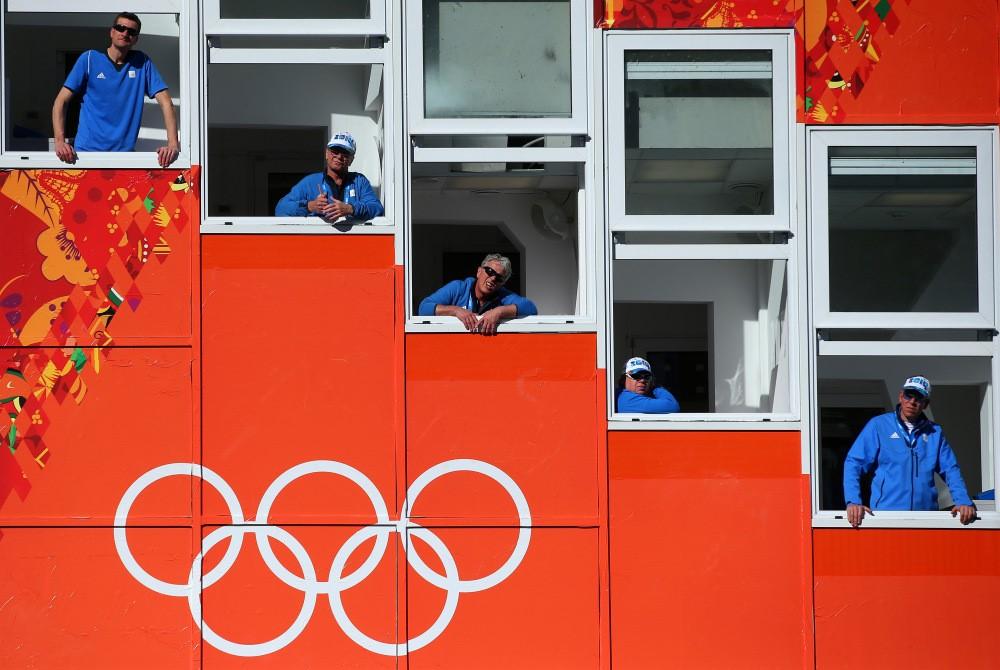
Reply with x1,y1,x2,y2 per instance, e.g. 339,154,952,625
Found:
624,357,652,377
327,131,356,154
902,375,931,398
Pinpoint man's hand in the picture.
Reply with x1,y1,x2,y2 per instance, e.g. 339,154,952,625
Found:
477,307,505,336
322,198,354,221
846,503,872,528
445,306,479,332
54,139,77,164
951,504,977,525
157,143,179,168
307,185,329,215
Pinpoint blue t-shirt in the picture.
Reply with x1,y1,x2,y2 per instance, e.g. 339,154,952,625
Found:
63,49,168,152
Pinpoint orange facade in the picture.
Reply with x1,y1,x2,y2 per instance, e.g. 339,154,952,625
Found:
3,1,1000,668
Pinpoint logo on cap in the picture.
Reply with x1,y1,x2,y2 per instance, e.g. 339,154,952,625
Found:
902,375,931,398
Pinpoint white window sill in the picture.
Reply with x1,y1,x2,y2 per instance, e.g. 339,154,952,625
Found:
201,216,393,234
608,416,800,430
0,152,191,170
813,509,999,529
406,317,597,334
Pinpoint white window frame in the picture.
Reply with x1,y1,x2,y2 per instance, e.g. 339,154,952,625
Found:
0,0,195,169
405,144,596,332
809,126,998,330
202,0,386,36
405,0,588,135
605,30,794,233
606,240,800,425
200,45,395,230
810,342,1000,529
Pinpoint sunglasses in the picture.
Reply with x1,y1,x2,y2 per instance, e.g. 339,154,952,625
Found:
902,390,927,401
481,266,507,283
627,372,652,382
113,23,140,37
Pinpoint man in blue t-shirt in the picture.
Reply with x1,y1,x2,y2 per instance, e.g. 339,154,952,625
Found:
51,12,179,167
275,131,385,222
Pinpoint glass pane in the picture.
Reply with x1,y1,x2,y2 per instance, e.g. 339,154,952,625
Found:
613,259,789,413
624,50,774,216
410,163,581,315
827,147,978,313
422,0,572,118
816,355,992,511
207,63,384,218
219,0,370,19
5,13,180,153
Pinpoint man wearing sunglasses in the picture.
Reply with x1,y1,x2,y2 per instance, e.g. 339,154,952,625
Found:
844,375,976,528
418,254,537,336
615,357,680,414
52,12,179,167
275,132,384,221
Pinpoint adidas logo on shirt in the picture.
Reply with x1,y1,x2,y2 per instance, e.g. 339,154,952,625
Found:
96,72,106,79
889,432,900,439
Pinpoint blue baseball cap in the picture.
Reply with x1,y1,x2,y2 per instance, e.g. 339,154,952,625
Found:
327,131,356,154
902,375,931,398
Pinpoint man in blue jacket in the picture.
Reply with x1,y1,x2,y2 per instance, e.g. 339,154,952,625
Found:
275,132,384,221
615,357,680,414
844,375,976,527
418,254,537,336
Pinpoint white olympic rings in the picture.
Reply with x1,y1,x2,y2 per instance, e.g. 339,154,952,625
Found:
112,459,531,657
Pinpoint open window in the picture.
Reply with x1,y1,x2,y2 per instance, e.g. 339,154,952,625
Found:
606,31,793,231
609,237,795,421
1,2,192,168
202,46,392,229
406,0,588,135
809,128,996,329
406,140,593,330
813,346,997,525
203,0,385,36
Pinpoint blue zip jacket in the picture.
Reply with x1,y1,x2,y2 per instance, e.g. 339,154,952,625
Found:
418,278,537,317
843,408,973,510
616,387,680,414
274,171,384,220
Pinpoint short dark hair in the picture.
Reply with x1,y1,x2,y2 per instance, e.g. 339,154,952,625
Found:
114,12,142,32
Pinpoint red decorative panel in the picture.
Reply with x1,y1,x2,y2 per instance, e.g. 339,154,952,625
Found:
604,0,802,28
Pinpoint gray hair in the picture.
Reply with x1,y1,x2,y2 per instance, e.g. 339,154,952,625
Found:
480,253,512,280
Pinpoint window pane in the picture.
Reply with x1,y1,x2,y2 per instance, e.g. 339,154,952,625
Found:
422,0,572,118
410,162,581,315
5,13,180,153
207,63,383,218
817,355,993,511
827,147,978,313
624,50,774,215
613,258,789,413
219,0,370,19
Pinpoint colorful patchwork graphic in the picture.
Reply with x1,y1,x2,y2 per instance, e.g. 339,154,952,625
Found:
604,0,801,28
804,0,912,122
0,168,199,533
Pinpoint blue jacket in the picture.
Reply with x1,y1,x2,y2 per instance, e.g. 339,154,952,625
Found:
274,171,384,220
418,278,537,317
843,408,973,510
615,387,680,414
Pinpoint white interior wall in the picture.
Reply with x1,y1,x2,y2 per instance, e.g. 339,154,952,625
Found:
411,189,578,314
614,259,788,412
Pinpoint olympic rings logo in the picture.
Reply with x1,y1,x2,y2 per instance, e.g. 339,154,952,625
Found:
113,459,530,658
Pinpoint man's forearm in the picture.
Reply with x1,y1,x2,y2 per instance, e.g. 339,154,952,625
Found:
156,91,179,147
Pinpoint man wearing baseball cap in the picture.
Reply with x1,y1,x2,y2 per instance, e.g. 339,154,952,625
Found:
843,375,976,527
275,131,384,221
615,357,680,414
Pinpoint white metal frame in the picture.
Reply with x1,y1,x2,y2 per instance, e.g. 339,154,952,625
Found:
0,0,195,169
404,148,597,332
405,0,588,135
203,0,386,36
606,241,800,425
605,30,794,233
809,126,998,330
200,45,395,229
810,346,1000,529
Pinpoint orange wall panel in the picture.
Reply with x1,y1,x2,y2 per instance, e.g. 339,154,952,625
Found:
814,529,1000,669
0,527,196,669
404,333,600,526
201,234,397,525
610,431,810,669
